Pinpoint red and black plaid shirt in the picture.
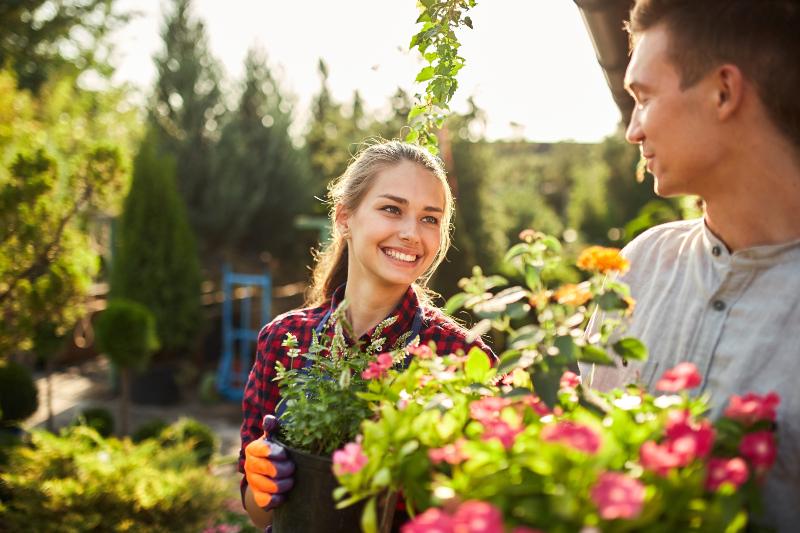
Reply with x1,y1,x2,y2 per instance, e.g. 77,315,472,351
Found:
238,284,493,493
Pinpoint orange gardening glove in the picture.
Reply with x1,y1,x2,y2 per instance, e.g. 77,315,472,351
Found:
244,415,295,509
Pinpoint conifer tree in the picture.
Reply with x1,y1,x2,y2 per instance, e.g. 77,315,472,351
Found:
150,0,224,242
111,130,202,357
208,47,311,257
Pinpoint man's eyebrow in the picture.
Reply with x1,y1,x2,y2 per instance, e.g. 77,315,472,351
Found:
378,194,443,213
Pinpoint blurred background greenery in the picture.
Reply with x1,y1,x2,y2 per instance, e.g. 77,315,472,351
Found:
0,1,697,530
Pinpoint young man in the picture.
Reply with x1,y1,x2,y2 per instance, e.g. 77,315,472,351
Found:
582,1,800,530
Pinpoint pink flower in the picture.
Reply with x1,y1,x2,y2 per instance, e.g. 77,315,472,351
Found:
361,352,395,380
332,442,368,476
452,500,504,533
705,457,749,491
540,421,602,454
409,344,435,359
655,362,702,392
429,439,470,465
724,392,780,426
664,411,715,462
520,394,551,416
590,471,645,520
470,397,512,423
401,508,455,533
560,371,581,390
739,431,777,472
481,420,523,449
639,440,683,476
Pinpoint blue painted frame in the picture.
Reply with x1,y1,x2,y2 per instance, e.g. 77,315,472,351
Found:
216,264,271,401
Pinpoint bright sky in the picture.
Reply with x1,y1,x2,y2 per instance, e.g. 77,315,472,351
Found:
112,0,623,143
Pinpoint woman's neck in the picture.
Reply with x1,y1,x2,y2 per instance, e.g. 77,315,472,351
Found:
342,280,408,339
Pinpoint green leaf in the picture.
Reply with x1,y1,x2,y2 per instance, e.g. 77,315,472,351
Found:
416,67,435,82
525,264,540,291
578,345,613,365
612,337,648,362
465,347,492,382
373,467,391,488
360,496,377,533
333,486,348,501
504,242,530,263
496,350,522,375
553,336,576,361
443,292,469,314
532,365,561,408
408,105,426,121
464,16,473,28
597,291,625,311
405,129,420,144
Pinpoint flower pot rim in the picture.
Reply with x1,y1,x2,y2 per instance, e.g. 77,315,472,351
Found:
274,437,333,465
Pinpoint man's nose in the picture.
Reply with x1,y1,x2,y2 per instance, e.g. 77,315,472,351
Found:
625,107,644,145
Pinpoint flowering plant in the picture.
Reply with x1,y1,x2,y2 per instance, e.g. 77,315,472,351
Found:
332,232,779,532
274,303,411,455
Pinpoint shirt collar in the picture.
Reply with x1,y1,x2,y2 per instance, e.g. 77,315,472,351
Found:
702,217,800,267
327,284,420,347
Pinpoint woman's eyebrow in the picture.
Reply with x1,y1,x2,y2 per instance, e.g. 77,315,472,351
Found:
378,194,443,213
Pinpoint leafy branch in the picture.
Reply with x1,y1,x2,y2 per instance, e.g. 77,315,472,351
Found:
406,0,477,155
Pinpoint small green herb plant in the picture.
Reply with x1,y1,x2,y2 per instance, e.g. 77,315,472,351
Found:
274,303,414,456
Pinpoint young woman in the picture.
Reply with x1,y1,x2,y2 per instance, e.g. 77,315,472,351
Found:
239,140,492,528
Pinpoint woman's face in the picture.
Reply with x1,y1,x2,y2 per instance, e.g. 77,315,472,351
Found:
338,160,446,292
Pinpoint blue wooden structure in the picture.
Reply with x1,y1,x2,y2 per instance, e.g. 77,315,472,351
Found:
216,264,271,401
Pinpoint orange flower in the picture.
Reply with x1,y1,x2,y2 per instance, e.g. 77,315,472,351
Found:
576,246,629,274
529,290,552,310
554,283,593,307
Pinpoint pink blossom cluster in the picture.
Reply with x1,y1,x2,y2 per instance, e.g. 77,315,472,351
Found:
429,438,470,465
361,353,394,380
655,362,702,392
739,431,777,473
559,371,581,390
469,397,525,449
640,409,715,476
408,344,435,360
540,421,602,454
332,441,368,476
590,471,645,520
724,392,780,426
705,457,749,491
401,500,542,533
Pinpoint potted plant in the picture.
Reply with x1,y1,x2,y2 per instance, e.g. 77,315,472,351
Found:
333,232,779,532
270,303,400,533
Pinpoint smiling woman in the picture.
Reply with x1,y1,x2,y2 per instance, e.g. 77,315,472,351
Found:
238,139,493,530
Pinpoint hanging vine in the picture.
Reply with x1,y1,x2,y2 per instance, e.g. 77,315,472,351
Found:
406,0,477,154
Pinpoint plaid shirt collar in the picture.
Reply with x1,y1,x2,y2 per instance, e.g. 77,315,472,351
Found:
326,284,421,348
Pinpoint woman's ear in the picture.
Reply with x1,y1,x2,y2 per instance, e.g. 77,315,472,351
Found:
334,206,350,238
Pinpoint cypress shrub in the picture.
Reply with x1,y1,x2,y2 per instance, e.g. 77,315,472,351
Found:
111,130,203,358
0,361,38,425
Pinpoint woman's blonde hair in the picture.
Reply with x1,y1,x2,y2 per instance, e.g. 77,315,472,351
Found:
306,140,453,307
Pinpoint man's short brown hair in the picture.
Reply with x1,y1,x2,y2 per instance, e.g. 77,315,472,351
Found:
627,0,800,149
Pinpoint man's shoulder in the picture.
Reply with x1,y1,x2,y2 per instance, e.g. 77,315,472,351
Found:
622,218,703,260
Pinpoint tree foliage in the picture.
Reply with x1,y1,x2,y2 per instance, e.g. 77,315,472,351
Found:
150,0,224,243
208,47,311,256
111,130,202,357
0,0,127,92
0,69,132,355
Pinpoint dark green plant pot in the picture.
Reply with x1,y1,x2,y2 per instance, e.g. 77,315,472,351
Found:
272,442,371,533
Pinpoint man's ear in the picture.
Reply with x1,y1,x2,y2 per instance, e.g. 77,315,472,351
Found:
715,64,744,120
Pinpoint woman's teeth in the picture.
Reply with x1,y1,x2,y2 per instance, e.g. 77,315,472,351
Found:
384,248,417,262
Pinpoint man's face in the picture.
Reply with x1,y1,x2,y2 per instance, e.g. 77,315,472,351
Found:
624,25,721,197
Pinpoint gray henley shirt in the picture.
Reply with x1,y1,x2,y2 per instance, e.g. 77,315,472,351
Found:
582,218,800,531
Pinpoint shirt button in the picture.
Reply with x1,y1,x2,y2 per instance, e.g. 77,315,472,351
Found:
711,245,722,257
712,300,726,311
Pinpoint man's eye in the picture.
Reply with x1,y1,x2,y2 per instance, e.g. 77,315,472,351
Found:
381,205,401,214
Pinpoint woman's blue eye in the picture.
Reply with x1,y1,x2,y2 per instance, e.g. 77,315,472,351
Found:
423,216,439,225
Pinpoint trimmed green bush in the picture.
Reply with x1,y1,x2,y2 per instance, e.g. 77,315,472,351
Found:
0,361,38,425
159,417,217,465
0,425,225,532
72,407,115,438
95,299,159,370
131,418,168,443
